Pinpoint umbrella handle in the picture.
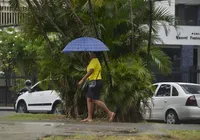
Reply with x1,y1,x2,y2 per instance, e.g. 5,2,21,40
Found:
88,0,113,92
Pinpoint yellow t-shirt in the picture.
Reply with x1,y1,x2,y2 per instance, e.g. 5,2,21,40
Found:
87,58,102,81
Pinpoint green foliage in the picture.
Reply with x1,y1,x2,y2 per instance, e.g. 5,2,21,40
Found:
101,55,154,121
3,113,66,121
36,42,87,117
0,28,38,77
0,28,45,93
0,28,20,73
10,79,26,93
8,0,173,121
136,46,172,75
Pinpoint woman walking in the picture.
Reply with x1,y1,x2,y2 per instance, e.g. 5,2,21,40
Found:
78,52,115,122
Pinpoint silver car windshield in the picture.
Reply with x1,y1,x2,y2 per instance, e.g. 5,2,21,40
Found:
180,84,200,94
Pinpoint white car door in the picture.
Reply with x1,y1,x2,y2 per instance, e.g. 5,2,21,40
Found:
151,84,171,120
166,84,184,114
41,81,60,111
26,84,44,112
142,84,159,120
42,90,58,111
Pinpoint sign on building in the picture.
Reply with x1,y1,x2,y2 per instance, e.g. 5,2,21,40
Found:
156,26,200,46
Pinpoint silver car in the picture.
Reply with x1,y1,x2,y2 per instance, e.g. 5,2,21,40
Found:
142,82,200,124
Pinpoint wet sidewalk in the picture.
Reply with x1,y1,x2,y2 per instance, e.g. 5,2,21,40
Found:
0,120,200,140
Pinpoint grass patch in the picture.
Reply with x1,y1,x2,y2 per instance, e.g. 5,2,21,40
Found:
2,113,66,121
168,130,200,140
41,135,175,140
41,136,66,140
41,130,200,140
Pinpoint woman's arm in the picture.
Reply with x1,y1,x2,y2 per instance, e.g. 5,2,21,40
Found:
82,69,94,81
78,69,94,85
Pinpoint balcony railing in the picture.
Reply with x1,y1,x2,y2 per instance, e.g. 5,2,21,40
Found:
0,6,27,27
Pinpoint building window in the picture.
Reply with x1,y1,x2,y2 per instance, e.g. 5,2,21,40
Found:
176,5,198,26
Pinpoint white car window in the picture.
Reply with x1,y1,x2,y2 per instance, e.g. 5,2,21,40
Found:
156,84,171,97
172,86,179,96
180,84,200,94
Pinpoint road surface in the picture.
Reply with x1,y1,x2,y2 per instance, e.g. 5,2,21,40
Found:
0,120,200,140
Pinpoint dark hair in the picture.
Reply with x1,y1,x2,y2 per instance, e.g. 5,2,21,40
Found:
94,52,102,58
88,52,102,60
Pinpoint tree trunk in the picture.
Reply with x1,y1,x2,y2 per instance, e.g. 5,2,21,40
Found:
129,0,134,53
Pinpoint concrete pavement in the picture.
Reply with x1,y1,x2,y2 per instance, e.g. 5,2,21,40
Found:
0,120,200,140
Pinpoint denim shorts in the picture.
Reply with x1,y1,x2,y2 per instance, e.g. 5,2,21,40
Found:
86,80,103,100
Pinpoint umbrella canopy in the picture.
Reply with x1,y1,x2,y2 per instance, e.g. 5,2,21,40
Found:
62,37,109,53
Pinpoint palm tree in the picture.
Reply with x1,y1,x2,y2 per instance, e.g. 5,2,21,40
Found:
8,0,173,121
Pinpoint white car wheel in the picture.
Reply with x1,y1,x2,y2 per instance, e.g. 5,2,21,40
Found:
52,104,62,115
166,110,179,124
17,102,27,113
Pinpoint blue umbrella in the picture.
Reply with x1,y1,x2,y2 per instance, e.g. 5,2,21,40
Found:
62,37,109,53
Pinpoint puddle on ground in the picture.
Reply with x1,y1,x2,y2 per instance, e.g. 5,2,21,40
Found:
117,129,138,134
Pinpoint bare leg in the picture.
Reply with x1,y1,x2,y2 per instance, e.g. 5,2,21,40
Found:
93,100,115,122
81,98,93,122
87,98,93,120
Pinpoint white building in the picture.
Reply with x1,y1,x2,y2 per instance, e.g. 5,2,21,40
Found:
156,0,200,83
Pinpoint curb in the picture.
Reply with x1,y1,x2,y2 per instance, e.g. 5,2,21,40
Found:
0,107,14,111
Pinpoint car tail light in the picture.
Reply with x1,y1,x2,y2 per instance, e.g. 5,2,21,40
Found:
185,96,198,106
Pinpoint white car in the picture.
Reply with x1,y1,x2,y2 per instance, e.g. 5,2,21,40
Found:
15,81,62,114
142,82,200,124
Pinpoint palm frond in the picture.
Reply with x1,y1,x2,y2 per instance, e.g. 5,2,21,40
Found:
152,5,175,36
150,47,172,74
9,0,20,10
